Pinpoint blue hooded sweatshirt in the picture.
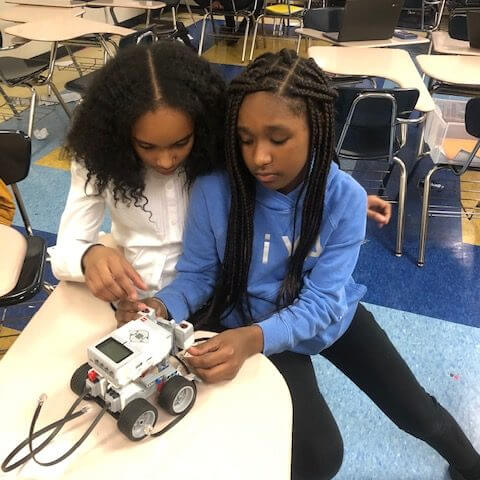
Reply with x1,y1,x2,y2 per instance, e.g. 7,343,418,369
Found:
156,162,367,356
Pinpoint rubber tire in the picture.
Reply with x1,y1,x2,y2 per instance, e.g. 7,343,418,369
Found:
70,362,90,396
117,398,158,441
158,375,196,416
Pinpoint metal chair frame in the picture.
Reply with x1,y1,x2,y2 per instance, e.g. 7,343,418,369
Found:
417,98,480,266
198,0,258,62
336,91,420,256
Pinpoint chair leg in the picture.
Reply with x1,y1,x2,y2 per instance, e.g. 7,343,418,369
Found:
48,82,72,120
0,84,19,117
11,183,33,236
27,87,38,139
417,165,443,266
64,44,83,77
146,9,151,26
185,0,196,26
249,15,262,61
241,17,250,63
296,34,302,54
42,282,56,295
171,6,177,28
198,13,209,55
393,156,407,257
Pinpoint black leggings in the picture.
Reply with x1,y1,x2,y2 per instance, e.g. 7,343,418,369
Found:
269,303,480,480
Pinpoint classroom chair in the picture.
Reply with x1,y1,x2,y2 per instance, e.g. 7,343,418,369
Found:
335,87,420,257
0,131,47,307
417,97,480,266
198,0,259,63
249,0,308,60
0,43,71,138
397,0,446,32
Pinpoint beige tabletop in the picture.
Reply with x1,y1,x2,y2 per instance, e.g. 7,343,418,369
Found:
4,16,134,41
88,0,166,9
431,31,480,56
308,46,435,112
0,5,83,22
417,54,480,87
297,28,429,48
0,224,26,297
5,0,87,8
0,281,292,479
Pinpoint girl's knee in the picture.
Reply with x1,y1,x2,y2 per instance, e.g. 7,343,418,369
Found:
292,432,344,480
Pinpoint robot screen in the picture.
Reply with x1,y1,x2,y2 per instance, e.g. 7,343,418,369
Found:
96,338,133,363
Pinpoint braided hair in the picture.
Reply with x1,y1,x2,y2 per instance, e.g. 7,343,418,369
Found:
66,40,226,210
199,49,338,329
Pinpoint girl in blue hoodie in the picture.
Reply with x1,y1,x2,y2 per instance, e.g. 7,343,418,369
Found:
117,50,480,480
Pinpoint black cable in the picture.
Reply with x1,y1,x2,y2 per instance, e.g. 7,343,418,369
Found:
28,396,107,467
1,408,86,472
2,388,97,472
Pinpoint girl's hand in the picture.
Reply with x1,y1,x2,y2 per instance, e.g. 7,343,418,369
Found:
186,326,264,383
367,195,392,228
115,297,168,327
82,245,148,302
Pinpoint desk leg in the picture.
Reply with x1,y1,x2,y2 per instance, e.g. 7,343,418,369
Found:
27,87,38,138
146,9,151,26
44,43,72,119
0,85,19,117
48,82,72,120
406,114,428,186
416,117,426,159
109,7,120,25
64,44,83,77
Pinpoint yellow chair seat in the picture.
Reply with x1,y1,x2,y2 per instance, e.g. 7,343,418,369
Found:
265,4,303,15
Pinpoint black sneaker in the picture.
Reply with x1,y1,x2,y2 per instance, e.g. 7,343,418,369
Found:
449,466,467,480
449,465,480,480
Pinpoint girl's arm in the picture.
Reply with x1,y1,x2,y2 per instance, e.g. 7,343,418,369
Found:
51,161,106,282
154,180,221,320
51,162,146,301
258,183,367,356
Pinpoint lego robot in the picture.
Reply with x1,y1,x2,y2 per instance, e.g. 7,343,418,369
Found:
70,308,196,441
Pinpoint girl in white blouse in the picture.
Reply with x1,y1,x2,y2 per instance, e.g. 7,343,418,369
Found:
51,41,226,303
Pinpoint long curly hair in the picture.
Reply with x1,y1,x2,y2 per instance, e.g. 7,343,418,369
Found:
198,49,338,328
66,40,226,208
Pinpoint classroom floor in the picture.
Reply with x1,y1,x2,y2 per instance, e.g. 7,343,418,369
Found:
1,11,479,479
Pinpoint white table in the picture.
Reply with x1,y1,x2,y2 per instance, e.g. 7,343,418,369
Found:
431,31,480,56
0,281,292,480
5,16,134,86
5,0,87,8
416,54,480,89
87,0,167,27
297,28,430,49
0,4,84,22
308,46,435,113
4,16,134,42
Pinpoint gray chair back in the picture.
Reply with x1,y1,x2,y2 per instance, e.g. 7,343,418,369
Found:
448,11,468,39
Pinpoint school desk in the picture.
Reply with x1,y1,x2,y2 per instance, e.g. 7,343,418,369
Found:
0,280,293,480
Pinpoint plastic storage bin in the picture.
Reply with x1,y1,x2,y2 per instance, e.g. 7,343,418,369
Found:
424,97,480,168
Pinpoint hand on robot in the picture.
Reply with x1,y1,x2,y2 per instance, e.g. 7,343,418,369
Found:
367,195,392,228
81,245,148,302
185,326,264,383
115,297,167,327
